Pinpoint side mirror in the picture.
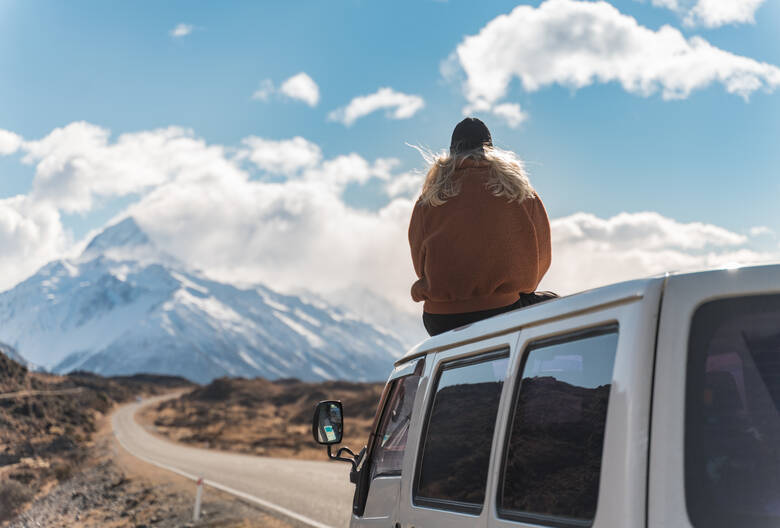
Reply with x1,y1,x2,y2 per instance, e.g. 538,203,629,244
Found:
312,400,344,445
312,400,366,474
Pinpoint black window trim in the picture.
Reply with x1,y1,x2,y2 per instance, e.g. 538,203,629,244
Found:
412,347,511,515
369,359,426,480
370,378,403,479
496,323,619,528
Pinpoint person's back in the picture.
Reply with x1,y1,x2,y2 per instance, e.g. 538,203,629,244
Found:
408,118,553,336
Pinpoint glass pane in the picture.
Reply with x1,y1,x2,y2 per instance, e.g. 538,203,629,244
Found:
500,328,618,524
686,295,780,528
415,352,509,512
370,362,423,479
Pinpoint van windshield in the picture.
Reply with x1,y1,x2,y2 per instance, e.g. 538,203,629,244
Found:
686,294,780,528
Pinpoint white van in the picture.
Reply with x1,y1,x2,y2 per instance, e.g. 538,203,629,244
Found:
313,263,780,528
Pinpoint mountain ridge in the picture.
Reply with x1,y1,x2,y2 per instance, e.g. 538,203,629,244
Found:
0,217,410,383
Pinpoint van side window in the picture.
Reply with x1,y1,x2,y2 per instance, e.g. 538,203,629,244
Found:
369,361,424,480
498,326,618,525
414,350,509,514
685,295,780,528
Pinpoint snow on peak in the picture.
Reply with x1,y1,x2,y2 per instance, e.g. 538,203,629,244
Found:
81,217,178,266
83,217,152,256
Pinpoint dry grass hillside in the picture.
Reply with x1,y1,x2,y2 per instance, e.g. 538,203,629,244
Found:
143,377,384,460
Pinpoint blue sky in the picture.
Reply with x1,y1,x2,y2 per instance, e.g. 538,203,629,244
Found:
0,0,778,307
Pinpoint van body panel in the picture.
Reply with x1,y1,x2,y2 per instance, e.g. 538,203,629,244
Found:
361,476,400,522
486,279,662,528
649,264,780,528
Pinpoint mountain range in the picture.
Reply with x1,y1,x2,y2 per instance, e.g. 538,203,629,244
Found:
0,217,423,383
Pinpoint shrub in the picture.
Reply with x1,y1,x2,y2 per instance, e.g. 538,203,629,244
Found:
53,461,73,482
0,479,34,522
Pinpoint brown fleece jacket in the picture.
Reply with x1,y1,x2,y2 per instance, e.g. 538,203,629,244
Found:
408,161,552,314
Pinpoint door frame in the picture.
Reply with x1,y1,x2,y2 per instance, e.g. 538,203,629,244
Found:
485,281,662,528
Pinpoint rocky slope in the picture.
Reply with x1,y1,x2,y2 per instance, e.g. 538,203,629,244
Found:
0,349,191,524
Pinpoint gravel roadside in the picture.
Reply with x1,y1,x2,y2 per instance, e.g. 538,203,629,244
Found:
6,410,293,528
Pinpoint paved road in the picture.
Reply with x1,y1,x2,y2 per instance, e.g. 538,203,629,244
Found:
112,394,354,528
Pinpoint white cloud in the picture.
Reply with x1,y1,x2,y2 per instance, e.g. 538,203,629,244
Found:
21,122,242,213
651,0,681,9
541,211,777,295
385,172,423,198
300,154,400,193
251,73,320,106
0,196,69,291
553,211,746,250
329,87,425,126
449,0,780,114
0,129,23,155
126,165,416,310
170,23,194,38
647,0,766,28
279,72,320,107
251,79,275,101
685,0,765,27
750,225,774,237
240,136,322,175
491,103,529,128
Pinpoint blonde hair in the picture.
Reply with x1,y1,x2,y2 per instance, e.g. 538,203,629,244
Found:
413,145,535,207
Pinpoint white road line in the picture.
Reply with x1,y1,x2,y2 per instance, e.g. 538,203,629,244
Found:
112,402,337,528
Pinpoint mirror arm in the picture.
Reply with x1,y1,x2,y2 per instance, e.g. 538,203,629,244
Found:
327,444,358,471
335,446,358,458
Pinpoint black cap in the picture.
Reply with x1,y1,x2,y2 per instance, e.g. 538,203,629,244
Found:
450,117,492,154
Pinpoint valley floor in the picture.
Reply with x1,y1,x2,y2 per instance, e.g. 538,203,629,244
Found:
140,377,383,460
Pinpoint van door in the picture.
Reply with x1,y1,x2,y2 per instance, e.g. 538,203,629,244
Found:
648,264,780,528
484,281,662,528
398,333,521,528
353,358,425,527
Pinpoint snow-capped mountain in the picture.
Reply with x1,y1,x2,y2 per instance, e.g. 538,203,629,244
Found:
0,217,407,383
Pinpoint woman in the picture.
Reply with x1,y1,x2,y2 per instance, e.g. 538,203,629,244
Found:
409,117,553,336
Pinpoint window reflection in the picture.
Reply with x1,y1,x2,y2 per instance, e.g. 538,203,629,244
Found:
500,328,618,523
415,352,509,512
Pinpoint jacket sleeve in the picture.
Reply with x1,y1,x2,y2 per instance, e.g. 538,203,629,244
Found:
408,201,426,279
530,194,552,284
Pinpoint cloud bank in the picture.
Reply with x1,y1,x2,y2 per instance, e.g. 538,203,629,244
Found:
447,0,780,115
542,212,774,294
329,87,424,126
2,122,777,311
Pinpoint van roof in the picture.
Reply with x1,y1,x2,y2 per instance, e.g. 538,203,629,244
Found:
395,262,780,367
